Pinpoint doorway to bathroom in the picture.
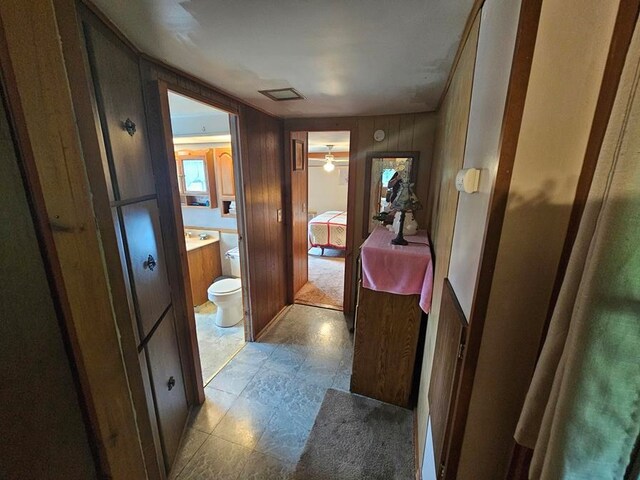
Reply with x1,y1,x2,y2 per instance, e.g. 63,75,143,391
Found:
291,131,352,312
163,88,248,386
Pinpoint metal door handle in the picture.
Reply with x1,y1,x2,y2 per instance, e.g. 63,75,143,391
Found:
144,254,157,271
123,118,137,136
167,376,176,391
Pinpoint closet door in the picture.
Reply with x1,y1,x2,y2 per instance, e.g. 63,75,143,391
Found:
145,307,188,471
80,12,189,475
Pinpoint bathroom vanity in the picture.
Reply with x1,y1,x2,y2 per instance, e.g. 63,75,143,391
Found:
185,234,222,306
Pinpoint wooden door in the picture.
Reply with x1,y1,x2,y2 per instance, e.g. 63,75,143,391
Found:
428,278,468,479
121,200,172,338
290,131,308,296
81,15,189,475
145,307,188,471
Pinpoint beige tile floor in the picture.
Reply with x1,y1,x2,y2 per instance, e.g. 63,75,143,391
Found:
171,304,353,480
195,302,246,384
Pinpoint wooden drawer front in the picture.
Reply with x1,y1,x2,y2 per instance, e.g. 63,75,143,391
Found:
83,22,156,200
121,200,172,338
145,308,188,473
351,285,422,408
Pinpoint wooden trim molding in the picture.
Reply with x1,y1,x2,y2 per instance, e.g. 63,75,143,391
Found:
442,0,544,478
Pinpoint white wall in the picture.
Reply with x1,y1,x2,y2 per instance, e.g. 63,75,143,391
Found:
308,165,349,215
181,206,237,231
447,0,522,319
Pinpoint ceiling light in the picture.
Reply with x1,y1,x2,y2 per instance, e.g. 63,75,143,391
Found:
258,87,305,101
323,145,336,172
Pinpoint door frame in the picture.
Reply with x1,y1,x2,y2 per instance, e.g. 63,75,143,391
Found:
148,80,254,402
284,119,358,316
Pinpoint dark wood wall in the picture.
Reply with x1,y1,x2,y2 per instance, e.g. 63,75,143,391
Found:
238,105,288,336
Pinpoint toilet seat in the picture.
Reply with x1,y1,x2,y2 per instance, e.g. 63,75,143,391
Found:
208,278,242,296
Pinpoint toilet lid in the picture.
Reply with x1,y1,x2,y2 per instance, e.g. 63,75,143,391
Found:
208,278,242,295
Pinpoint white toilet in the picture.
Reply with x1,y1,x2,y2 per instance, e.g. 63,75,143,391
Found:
207,247,243,327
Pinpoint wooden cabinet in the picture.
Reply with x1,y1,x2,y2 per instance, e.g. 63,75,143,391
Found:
121,200,172,338
213,147,236,215
175,149,217,208
351,282,423,408
81,13,189,477
187,241,222,306
145,308,188,472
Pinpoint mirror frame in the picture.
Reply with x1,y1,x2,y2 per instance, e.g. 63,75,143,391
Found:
363,151,420,239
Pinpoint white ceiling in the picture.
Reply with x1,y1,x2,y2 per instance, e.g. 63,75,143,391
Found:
92,0,475,117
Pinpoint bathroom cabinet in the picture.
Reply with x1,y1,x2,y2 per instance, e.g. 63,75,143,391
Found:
175,149,217,208
213,147,236,216
187,240,222,306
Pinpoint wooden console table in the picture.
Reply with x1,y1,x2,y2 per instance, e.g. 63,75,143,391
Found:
351,227,433,408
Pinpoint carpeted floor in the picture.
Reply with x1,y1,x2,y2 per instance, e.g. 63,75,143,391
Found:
294,388,415,480
295,249,345,310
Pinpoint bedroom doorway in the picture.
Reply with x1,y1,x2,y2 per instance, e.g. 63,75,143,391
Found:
292,131,351,311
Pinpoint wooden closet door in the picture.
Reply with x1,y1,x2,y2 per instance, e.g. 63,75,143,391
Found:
83,24,156,200
428,279,468,478
121,200,172,338
289,132,308,296
145,307,188,471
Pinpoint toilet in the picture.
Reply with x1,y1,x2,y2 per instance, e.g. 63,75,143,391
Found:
207,247,243,327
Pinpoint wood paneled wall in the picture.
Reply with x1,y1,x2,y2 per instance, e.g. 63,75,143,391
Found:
238,105,288,337
416,15,480,468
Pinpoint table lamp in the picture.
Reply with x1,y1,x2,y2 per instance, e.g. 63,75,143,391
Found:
391,178,422,246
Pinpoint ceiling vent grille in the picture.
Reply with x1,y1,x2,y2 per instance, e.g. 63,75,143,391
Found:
258,87,305,101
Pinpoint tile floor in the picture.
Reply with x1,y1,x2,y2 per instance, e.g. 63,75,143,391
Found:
195,302,245,383
171,304,354,480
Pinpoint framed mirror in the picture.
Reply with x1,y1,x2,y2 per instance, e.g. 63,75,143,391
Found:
363,151,420,237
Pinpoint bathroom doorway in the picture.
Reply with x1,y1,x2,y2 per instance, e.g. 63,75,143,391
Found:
162,88,249,386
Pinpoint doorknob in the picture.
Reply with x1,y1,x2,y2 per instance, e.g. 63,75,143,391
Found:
167,376,176,391
144,254,157,271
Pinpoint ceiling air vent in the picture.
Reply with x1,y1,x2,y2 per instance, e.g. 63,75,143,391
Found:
258,87,305,101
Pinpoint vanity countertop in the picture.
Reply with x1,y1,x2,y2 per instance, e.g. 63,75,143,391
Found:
185,236,219,252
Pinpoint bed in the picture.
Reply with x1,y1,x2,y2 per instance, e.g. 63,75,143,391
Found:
308,211,347,254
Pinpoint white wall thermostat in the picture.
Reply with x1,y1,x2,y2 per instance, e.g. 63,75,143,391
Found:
455,168,481,194
373,129,385,142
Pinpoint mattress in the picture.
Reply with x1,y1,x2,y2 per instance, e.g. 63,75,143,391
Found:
308,211,347,249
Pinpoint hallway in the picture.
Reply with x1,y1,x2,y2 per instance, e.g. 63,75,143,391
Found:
171,305,354,479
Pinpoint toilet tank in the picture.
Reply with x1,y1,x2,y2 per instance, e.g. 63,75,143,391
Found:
226,247,241,277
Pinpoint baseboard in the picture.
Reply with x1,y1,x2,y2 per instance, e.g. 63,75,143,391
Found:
255,304,291,342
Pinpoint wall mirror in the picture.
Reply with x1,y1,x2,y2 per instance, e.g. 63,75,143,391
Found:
363,151,420,237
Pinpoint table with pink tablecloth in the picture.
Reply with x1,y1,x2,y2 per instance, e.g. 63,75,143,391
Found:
360,227,433,313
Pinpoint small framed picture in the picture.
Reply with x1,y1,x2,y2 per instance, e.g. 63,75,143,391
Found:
293,139,305,171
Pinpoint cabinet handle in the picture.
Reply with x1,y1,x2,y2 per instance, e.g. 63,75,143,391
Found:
167,376,176,391
123,118,137,136
144,254,157,271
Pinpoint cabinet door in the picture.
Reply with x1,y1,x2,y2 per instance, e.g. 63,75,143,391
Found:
145,308,188,473
214,148,235,199
121,199,172,338
83,22,156,200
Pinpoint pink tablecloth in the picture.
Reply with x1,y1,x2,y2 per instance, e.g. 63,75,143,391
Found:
361,227,433,313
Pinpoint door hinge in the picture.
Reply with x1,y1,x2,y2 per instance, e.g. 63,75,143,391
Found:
457,341,465,360
439,462,446,479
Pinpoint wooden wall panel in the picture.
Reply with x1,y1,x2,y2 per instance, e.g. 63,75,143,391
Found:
416,15,480,466
239,105,288,337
